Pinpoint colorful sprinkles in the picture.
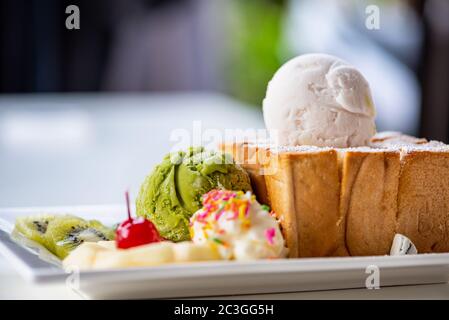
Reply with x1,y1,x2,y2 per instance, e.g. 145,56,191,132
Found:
265,227,276,245
189,190,257,245
190,189,282,257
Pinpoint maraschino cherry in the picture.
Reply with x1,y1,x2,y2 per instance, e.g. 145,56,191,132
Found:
116,191,162,249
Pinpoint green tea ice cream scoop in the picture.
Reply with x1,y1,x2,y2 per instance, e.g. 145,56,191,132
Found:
136,147,252,242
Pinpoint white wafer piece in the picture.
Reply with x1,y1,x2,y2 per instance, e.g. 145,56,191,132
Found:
390,234,417,255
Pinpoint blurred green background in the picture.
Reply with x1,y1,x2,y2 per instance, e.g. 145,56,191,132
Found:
224,0,290,105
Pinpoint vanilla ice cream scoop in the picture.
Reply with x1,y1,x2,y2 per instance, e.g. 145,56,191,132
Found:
263,53,376,147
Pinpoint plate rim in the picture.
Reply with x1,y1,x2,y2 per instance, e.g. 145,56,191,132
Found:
1,205,449,285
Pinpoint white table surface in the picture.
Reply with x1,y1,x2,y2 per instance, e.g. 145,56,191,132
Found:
1,92,448,300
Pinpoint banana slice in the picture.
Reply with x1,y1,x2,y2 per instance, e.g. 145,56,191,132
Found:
93,242,175,269
63,242,108,270
173,242,221,262
96,240,116,250
63,240,224,270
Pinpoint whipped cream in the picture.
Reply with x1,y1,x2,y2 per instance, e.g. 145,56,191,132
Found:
190,190,287,260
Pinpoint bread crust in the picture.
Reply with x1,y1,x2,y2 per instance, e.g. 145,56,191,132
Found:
397,151,449,253
341,151,400,256
264,153,299,257
220,142,270,205
265,150,342,257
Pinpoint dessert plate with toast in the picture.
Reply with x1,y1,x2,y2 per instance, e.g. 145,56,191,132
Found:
1,53,449,299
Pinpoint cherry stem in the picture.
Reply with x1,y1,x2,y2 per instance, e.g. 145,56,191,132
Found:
125,190,132,221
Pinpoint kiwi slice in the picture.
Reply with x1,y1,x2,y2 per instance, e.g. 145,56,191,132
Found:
14,214,56,251
46,217,115,259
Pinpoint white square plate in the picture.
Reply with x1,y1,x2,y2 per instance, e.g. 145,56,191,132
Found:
1,205,449,299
